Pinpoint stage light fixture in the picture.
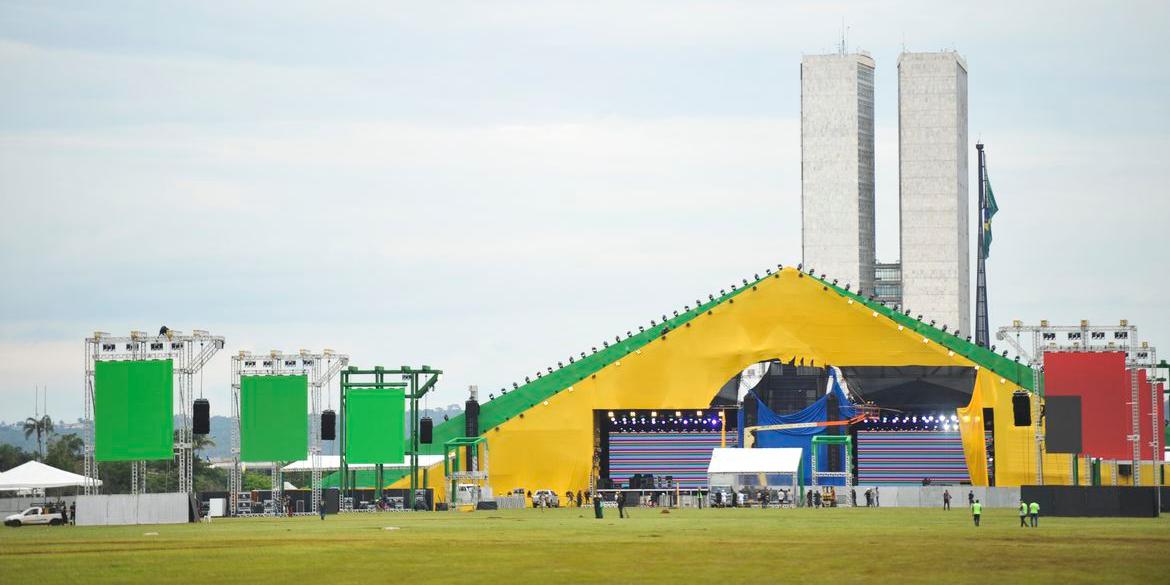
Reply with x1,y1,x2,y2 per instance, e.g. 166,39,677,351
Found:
602,341,609,348
557,361,563,368
591,346,597,352
651,411,657,417
580,352,586,358
524,376,530,383
719,289,725,295
629,411,636,417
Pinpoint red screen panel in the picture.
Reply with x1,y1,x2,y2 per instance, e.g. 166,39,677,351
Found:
1043,352,1130,459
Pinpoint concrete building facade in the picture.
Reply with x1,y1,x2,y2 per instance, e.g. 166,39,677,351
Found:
801,52,876,294
898,51,970,334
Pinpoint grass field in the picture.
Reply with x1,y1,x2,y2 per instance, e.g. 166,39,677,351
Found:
2,507,1167,584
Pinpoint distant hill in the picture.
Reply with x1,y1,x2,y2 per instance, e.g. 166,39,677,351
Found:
0,405,465,460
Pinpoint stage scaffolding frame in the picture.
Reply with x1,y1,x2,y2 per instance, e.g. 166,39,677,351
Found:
83,329,224,497
809,434,853,503
230,349,348,517
997,321,1159,490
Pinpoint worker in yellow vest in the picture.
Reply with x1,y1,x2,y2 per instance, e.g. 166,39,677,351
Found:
971,499,982,527
1019,501,1028,527
1029,501,1039,527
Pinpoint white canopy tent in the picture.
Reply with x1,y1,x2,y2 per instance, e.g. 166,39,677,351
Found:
0,461,102,491
707,447,802,505
280,454,446,473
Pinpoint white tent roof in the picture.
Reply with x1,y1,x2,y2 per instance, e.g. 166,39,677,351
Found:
707,448,802,475
0,460,102,490
281,454,446,472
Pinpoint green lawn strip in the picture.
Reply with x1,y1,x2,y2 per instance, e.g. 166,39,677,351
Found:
1,508,1166,585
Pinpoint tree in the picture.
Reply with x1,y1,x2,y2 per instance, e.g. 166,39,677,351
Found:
0,444,33,472
22,415,54,457
43,433,84,474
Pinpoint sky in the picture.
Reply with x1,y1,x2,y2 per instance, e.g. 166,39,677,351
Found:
1,1,1168,423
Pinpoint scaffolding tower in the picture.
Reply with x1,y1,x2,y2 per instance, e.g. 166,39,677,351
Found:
997,320,1159,486
83,329,224,496
230,349,347,516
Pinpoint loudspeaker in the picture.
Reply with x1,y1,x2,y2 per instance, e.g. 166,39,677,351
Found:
420,417,433,444
193,399,210,435
321,409,336,441
1012,392,1031,426
465,399,480,436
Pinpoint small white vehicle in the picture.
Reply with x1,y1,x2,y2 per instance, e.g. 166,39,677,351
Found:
532,489,560,508
5,506,65,527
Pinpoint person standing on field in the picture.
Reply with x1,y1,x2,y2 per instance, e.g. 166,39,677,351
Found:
943,490,951,511
971,499,982,526
1029,501,1039,527
1019,501,1028,527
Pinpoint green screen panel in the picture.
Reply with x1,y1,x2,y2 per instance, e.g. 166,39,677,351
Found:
94,359,174,462
240,375,308,462
346,389,405,464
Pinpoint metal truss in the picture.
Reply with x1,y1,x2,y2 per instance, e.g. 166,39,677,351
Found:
230,349,348,517
996,320,1159,487
83,329,224,497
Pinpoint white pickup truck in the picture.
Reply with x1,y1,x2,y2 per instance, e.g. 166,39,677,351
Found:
4,506,65,527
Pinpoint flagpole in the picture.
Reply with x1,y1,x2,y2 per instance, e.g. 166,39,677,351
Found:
975,143,990,348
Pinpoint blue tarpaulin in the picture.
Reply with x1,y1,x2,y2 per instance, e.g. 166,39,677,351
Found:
738,368,859,485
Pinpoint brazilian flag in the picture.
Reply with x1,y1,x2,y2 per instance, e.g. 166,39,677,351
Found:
982,179,999,258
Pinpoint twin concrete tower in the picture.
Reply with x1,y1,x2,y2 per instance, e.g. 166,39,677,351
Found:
801,50,970,335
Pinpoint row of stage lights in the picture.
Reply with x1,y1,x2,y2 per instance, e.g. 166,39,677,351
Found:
606,410,724,432
860,414,962,433
95,329,214,353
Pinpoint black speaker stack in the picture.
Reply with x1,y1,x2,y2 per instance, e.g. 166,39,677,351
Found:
420,416,433,444
1012,392,1031,426
193,399,210,435
629,474,657,489
321,409,336,440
